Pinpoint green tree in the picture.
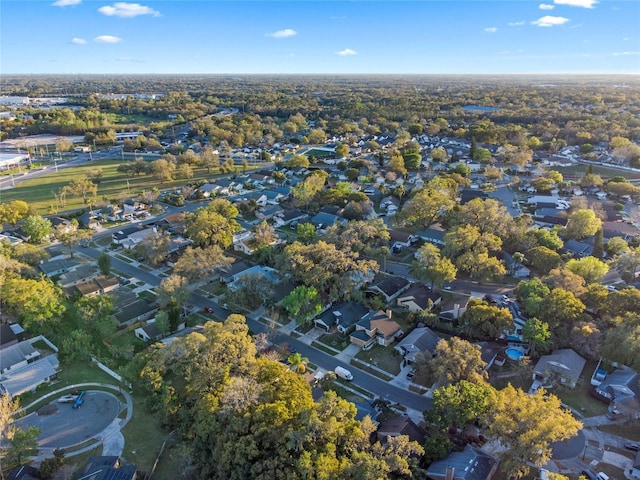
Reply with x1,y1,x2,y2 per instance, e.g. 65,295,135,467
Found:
67,178,98,204
22,215,52,243
515,278,550,318
488,385,582,479
564,209,602,240
542,267,587,296
334,143,349,158
461,299,513,339
1,277,65,329
150,158,176,183
6,426,40,466
296,222,316,244
186,200,242,248
97,252,111,276
173,245,233,283
525,246,562,274
539,288,585,330
291,170,327,210
411,243,457,288
601,313,640,370
0,200,30,224
612,246,640,283
287,352,309,373
134,231,171,267
522,318,552,357
282,285,323,325
592,228,604,259
388,151,407,176
286,154,310,168
526,228,563,251
424,337,487,386
429,380,496,429
396,185,456,229
566,256,609,284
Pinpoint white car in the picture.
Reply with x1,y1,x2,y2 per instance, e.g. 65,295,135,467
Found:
58,394,79,403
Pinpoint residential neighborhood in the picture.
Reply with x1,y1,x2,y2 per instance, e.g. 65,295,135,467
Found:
1,73,640,480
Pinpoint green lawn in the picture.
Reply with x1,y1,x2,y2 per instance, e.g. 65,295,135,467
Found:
317,332,351,351
0,158,259,215
599,422,640,441
354,344,402,376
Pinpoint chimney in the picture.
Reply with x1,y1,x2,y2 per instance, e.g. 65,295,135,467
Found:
445,467,455,480
386,309,392,319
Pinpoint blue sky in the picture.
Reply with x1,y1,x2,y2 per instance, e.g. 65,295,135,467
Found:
1,0,639,74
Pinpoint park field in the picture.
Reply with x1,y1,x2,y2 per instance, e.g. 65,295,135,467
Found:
0,158,239,215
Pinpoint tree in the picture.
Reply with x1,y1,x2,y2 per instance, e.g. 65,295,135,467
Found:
286,154,310,168
291,171,326,210
157,275,190,314
411,243,457,288
335,143,349,158
1,277,65,329
525,246,562,274
225,272,275,310
6,426,40,466
296,222,316,244
522,318,552,357
601,313,640,370
461,299,513,339
539,288,585,330
1,393,20,463
488,385,582,479
287,352,309,373
526,228,563,251
430,146,447,162
307,128,326,144
173,245,233,283
542,267,586,296
22,215,52,243
451,198,514,238
282,286,322,325
612,246,640,283
251,221,277,248
424,337,487,386
97,252,111,276
396,185,456,229
186,200,242,248
388,151,407,176
55,137,73,152
428,380,496,429
564,209,602,240
202,145,220,173
134,231,171,267
56,223,91,259
67,178,97,204
605,237,629,258
592,227,604,260
150,158,176,183
566,256,609,284
0,200,30,224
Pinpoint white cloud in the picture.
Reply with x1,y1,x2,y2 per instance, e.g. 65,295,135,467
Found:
267,28,297,38
612,51,640,56
539,3,555,10
71,37,87,44
94,35,122,43
531,15,570,27
52,0,81,6
336,48,357,56
508,21,526,26
484,27,498,33
98,2,160,18
553,0,597,8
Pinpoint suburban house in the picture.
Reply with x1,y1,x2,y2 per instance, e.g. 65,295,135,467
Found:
561,239,593,258
314,301,369,333
532,349,586,389
114,298,158,327
0,338,60,398
395,326,441,364
310,211,346,232
273,209,307,227
380,196,400,215
135,321,163,343
58,263,98,288
426,445,498,480
256,204,284,221
366,275,412,304
416,224,446,247
350,310,403,349
226,265,279,290
123,199,148,218
501,252,531,278
388,229,417,253
594,364,639,403
0,324,19,350
376,415,427,444
396,284,442,312
219,260,251,283
199,183,220,198
78,211,101,230
72,275,120,298
49,216,74,234
38,258,81,278
5,464,40,480
78,456,137,480
111,225,150,246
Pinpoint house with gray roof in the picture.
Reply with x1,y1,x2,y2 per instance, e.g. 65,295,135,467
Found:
416,225,446,247
396,284,442,312
314,301,369,332
38,258,81,277
533,349,586,389
395,326,441,364
114,298,158,327
595,365,639,403
366,275,411,303
426,445,498,480
310,211,345,232
58,263,98,288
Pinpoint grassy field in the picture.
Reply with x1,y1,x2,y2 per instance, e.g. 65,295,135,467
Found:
554,164,640,181
0,157,248,215
354,344,402,375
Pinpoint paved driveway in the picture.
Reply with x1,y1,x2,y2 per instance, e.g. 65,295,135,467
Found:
15,391,121,449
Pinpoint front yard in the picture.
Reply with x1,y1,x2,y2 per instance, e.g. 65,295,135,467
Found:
317,332,351,352
354,344,402,376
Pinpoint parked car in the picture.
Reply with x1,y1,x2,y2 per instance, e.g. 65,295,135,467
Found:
581,469,598,480
334,366,353,381
203,306,214,314
58,394,79,403
624,442,640,452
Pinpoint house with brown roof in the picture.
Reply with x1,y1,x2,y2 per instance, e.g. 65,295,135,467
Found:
350,310,403,349
376,415,427,444
73,275,120,297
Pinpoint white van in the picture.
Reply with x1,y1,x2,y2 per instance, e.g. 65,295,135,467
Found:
596,472,609,480
334,366,353,381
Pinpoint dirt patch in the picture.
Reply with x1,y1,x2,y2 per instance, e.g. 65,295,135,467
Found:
37,404,59,416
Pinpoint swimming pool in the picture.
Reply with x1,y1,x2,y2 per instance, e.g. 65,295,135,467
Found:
505,347,525,360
